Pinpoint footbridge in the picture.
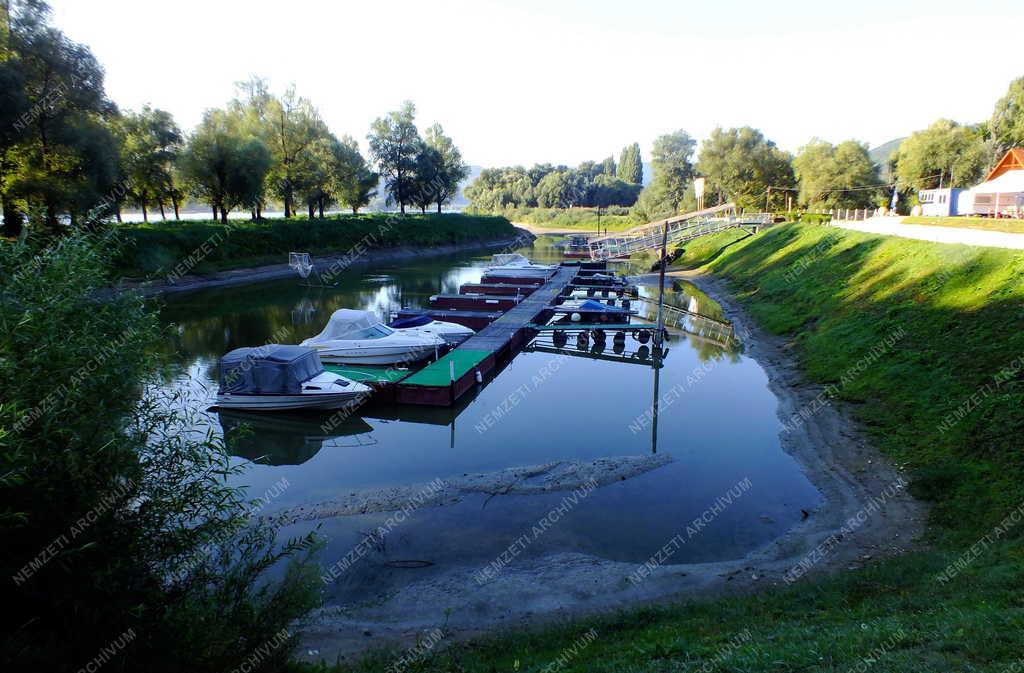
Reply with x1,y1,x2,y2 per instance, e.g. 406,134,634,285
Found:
587,203,773,260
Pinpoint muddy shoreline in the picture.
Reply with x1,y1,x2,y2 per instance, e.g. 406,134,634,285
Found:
116,229,535,298
294,269,927,663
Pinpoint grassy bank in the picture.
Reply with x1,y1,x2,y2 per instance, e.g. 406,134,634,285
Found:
113,213,516,279
304,222,1024,672
903,215,1024,234
492,206,638,232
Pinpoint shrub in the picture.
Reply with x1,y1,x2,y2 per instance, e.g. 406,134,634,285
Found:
0,231,321,672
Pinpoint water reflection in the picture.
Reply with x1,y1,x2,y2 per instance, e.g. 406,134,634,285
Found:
155,239,822,575
219,410,376,466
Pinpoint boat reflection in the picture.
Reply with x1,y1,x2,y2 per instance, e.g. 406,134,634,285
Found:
218,409,376,466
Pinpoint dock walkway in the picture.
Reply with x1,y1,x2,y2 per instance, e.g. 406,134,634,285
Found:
397,265,580,405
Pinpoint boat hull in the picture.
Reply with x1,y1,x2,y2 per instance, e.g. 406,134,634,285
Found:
314,344,439,365
215,391,368,411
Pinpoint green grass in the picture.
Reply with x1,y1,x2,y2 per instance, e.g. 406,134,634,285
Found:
298,222,1024,672
903,216,1024,234
496,207,639,232
112,213,516,279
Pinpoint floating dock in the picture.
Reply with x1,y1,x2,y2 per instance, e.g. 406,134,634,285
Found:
396,265,581,406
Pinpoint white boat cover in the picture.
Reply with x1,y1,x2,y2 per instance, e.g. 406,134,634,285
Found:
219,345,324,394
302,309,380,345
491,253,533,266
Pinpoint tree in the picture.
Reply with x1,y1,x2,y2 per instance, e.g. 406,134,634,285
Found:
696,127,795,211
0,2,30,236
2,0,119,231
115,105,182,222
894,119,991,191
793,139,879,210
617,142,643,185
179,110,271,222
535,170,571,208
368,100,421,214
264,86,324,217
423,123,469,213
990,76,1024,153
410,143,441,214
332,135,377,214
649,131,697,213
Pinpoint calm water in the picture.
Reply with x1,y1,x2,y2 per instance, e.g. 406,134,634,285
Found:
157,236,821,603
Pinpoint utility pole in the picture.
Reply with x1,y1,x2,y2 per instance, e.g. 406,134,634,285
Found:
654,217,669,349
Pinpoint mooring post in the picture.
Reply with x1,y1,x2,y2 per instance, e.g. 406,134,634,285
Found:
654,217,669,349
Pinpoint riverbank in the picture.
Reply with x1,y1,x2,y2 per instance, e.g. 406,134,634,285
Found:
112,213,518,283
116,226,533,298
300,222,1024,672
291,236,924,665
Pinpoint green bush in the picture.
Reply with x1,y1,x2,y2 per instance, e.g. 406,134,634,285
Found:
491,207,637,231
113,213,516,278
1,232,321,672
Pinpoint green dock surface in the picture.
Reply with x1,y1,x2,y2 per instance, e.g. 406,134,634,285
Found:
399,349,492,387
324,364,413,384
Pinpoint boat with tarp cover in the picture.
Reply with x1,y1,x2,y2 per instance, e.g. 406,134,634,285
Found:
216,345,371,411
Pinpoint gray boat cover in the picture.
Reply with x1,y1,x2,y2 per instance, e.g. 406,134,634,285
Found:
219,344,324,394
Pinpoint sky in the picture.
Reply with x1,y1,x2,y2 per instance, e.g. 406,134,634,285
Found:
48,0,1023,168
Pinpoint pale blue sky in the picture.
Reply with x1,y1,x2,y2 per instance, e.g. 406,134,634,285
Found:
48,0,1023,167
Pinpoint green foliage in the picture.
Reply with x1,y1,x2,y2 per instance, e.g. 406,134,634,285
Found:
113,105,183,221
696,126,795,211
617,142,643,184
649,130,696,212
423,123,469,213
465,160,639,212
113,213,516,277
0,231,321,672
894,119,992,191
0,0,119,232
494,206,636,231
989,76,1024,153
179,109,272,222
367,100,421,214
793,138,880,209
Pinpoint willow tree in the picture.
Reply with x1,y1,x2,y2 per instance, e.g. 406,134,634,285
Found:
368,100,421,213
423,123,469,213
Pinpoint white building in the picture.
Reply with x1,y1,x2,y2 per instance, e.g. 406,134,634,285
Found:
918,187,961,216
963,149,1024,217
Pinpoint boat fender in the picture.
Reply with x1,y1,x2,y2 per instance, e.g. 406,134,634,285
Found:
475,370,483,384
571,312,582,322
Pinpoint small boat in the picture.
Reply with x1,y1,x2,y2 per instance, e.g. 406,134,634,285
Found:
484,253,555,278
388,314,474,346
553,298,633,323
216,345,371,411
301,309,443,364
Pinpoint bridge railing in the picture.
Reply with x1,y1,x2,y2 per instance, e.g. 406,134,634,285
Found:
588,213,773,260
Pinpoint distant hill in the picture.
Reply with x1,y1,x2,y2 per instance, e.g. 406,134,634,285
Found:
869,138,904,182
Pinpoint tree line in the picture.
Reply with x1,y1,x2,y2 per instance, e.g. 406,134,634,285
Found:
467,75,1024,222
464,143,644,211
0,2,468,237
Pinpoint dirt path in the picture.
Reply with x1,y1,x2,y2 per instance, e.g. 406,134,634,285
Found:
835,216,1024,249
295,270,926,663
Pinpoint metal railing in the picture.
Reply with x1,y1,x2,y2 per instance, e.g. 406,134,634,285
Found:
588,212,773,260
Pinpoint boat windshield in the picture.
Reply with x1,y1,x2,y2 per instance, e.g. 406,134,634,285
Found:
346,324,394,339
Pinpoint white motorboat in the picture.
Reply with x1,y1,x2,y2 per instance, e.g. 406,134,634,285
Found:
484,253,555,278
216,345,371,411
388,314,475,346
301,309,444,364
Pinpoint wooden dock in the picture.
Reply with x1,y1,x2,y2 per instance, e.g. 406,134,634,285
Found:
396,265,581,406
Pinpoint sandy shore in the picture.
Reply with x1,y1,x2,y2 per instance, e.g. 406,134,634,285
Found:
294,270,926,662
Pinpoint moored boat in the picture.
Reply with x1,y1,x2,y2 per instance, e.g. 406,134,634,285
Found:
388,314,475,346
216,345,371,411
301,309,444,364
